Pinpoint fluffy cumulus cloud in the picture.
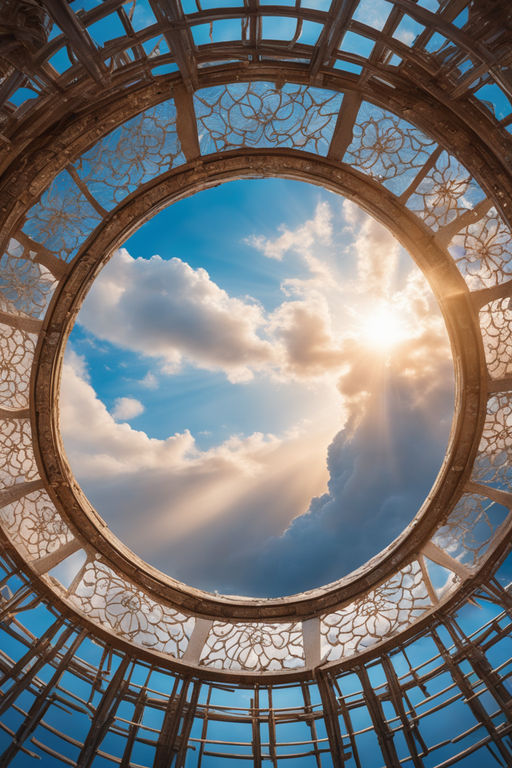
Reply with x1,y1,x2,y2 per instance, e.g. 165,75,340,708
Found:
76,206,352,383
78,250,276,382
61,197,455,597
112,397,144,421
60,350,334,588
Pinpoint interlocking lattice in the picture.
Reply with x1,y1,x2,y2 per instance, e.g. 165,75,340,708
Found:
449,207,512,289
407,151,485,230
0,238,56,319
433,493,508,568
320,561,432,662
67,557,195,657
195,82,342,155
343,103,437,196
200,620,305,671
73,101,184,210
0,489,74,562
22,171,102,262
480,298,512,381
0,419,37,484
0,326,36,409
472,393,512,490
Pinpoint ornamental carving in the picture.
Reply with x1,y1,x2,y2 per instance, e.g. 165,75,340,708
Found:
195,82,342,155
321,561,431,662
479,298,512,381
200,621,305,671
0,326,35,409
0,489,74,562
472,393,512,490
68,557,194,658
343,103,436,195
73,102,184,210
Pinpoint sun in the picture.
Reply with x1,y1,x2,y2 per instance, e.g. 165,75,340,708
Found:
361,302,407,350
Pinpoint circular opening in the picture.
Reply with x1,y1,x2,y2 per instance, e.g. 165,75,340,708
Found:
60,178,454,598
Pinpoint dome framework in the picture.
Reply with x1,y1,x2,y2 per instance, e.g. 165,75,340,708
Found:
1,0,512,765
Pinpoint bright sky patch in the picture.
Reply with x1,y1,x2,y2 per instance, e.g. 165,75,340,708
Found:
61,179,454,597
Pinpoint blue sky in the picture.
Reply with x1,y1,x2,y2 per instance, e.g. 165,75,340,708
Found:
61,178,454,597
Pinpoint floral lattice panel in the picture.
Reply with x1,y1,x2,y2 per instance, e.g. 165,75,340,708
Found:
320,561,432,662
448,207,512,289
194,82,342,155
72,101,185,211
406,151,485,231
433,493,509,568
472,393,512,491
0,489,74,562
22,171,102,262
199,621,305,671
0,326,37,410
343,102,437,196
479,298,512,381
0,238,56,320
0,419,38,486
67,558,195,658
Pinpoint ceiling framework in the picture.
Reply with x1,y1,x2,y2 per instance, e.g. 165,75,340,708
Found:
1,0,512,765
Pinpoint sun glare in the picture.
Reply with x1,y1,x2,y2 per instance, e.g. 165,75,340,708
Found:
361,303,407,350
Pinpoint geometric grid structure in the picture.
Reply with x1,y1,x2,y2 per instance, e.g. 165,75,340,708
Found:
1,0,512,765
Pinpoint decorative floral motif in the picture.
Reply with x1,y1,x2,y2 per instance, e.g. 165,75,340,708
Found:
433,493,508,568
407,151,485,230
449,207,512,289
479,298,512,380
0,419,37,485
472,393,512,490
320,562,431,662
343,103,436,195
0,326,36,409
73,101,184,210
0,489,74,561
200,621,304,671
68,558,194,657
22,170,102,262
0,238,56,319
195,82,342,156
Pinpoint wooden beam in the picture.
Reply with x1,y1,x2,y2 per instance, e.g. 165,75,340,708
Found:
40,0,108,85
309,0,359,78
148,0,198,90
327,91,361,160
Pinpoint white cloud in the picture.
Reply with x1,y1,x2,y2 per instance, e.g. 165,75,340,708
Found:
61,197,454,596
112,396,145,421
78,250,276,382
140,371,158,389
245,201,334,281
60,350,335,584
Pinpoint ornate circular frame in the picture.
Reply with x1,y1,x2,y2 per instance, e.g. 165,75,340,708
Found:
36,150,483,618
1,3,512,687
